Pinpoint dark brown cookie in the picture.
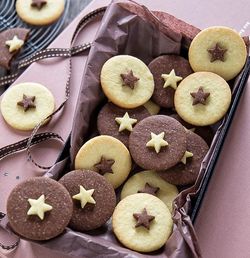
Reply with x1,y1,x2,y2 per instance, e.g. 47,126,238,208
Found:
148,55,193,108
97,102,150,147
0,28,29,69
158,130,209,185
129,115,187,170
59,170,116,231
7,177,73,241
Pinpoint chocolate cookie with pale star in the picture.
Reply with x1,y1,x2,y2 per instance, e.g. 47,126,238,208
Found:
158,130,209,185
129,115,187,171
7,177,73,241
59,170,116,231
97,102,150,147
148,55,193,108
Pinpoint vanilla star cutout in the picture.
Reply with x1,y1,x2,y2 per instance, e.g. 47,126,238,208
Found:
115,112,137,132
146,132,168,153
72,185,96,209
161,69,182,90
5,35,24,53
27,194,52,220
181,151,193,164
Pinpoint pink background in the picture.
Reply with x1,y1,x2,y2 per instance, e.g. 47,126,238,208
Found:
0,0,250,257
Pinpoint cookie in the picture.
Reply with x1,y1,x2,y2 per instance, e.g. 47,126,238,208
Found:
148,55,193,108
97,102,150,147
59,170,116,231
174,72,231,126
7,177,73,241
16,0,65,26
75,135,132,189
0,28,29,69
100,55,154,108
121,170,178,212
143,100,160,115
158,130,209,185
1,82,55,131
189,26,247,81
112,193,173,253
129,115,186,170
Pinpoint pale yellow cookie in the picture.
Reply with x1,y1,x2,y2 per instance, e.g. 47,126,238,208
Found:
16,0,65,26
112,193,173,253
1,82,55,131
143,99,160,115
189,26,247,81
121,170,178,212
75,135,132,189
100,55,154,108
174,72,231,126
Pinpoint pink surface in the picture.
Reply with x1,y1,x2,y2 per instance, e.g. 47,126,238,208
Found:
1,0,250,257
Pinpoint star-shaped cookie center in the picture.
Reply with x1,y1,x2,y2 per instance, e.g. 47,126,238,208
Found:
146,132,168,153
115,112,137,132
31,0,47,9
207,43,227,62
5,35,24,53
120,70,139,89
133,208,155,230
17,94,36,111
94,156,115,175
181,151,193,164
161,69,183,90
138,183,160,196
27,194,52,220
72,185,96,209
190,87,210,105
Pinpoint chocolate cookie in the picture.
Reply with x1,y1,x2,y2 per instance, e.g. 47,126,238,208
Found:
158,130,209,185
148,55,193,108
59,170,116,231
129,115,186,170
0,28,29,69
7,177,73,241
97,102,150,147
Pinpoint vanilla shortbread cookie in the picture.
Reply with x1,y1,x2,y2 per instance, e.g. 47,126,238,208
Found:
174,72,231,126
75,135,132,189
143,100,160,115
189,26,247,81
1,82,55,131
100,55,154,108
112,193,173,253
16,0,65,26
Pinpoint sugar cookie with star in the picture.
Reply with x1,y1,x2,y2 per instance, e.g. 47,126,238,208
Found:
0,82,55,131
188,26,247,81
7,177,73,241
148,55,193,108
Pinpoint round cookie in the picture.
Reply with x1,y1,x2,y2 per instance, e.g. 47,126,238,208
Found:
112,193,173,253
129,115,186,170
1,82,55,131
59,170,116,231
100,55,154,108
97,102,150,147
174,72,231,126
75,135,132,189
7,177,73,241
121,170,179,212
189,26,247,81
148,55,193,108
158,130,209,185
16,0,65,26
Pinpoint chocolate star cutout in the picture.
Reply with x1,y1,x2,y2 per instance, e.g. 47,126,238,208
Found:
190,87,210,105
133,208,155,230
94,156,115,175
138,183,159,196
31,0,47,9
207,43,227,62
120,70,139,89
17,94,36,111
